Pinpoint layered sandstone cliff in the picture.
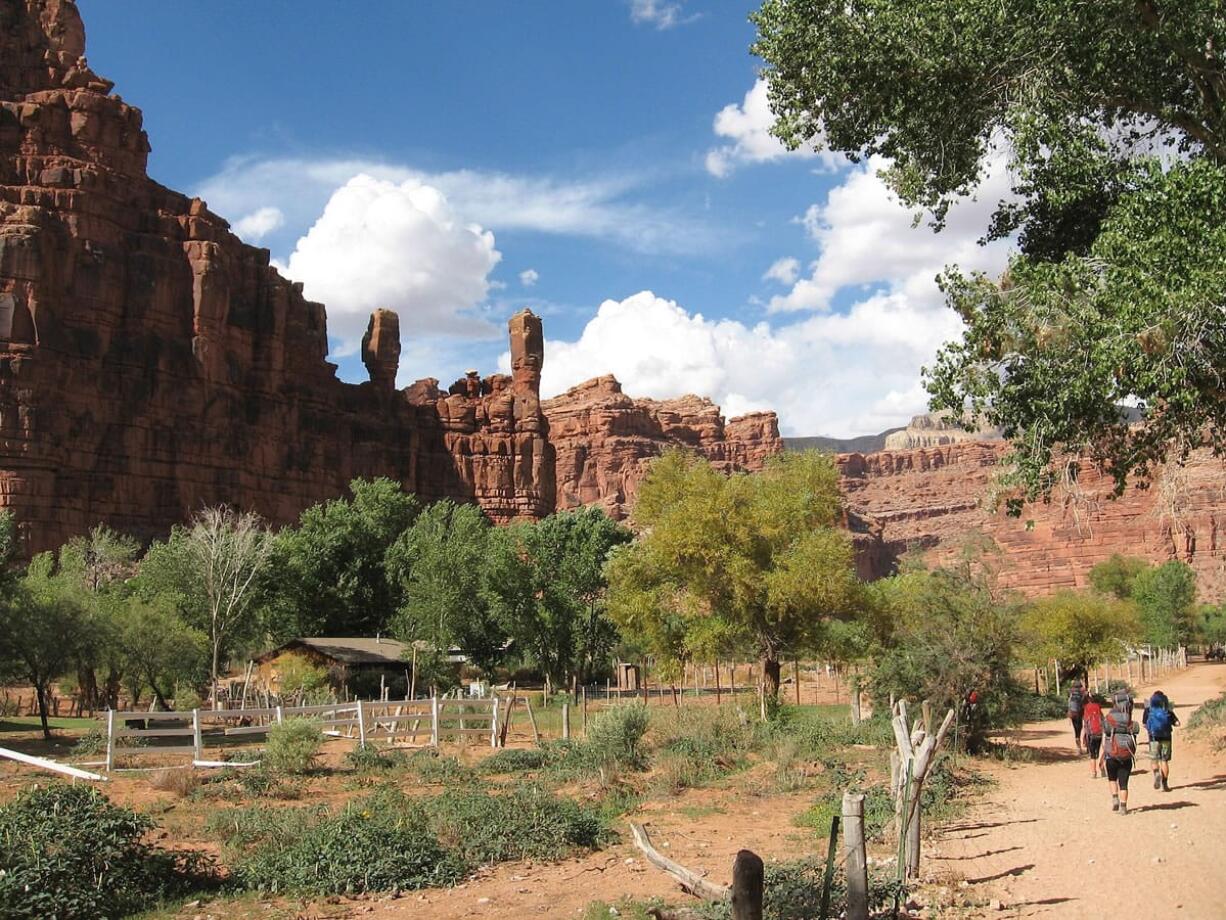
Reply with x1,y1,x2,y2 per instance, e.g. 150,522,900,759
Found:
0,0,561,552
543,375,782,519
839,443,1226,599
0,0,774,554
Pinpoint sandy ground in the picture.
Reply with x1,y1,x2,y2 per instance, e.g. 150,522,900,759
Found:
930,661,1226,919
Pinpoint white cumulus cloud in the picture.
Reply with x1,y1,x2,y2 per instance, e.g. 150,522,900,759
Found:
763,257,801,286
519,268,539,287
281,174,501,355
629,0,693,29
706,79,845,178
231,206,284,241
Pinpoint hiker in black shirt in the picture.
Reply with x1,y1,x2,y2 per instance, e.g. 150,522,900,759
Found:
1099,690,1140,815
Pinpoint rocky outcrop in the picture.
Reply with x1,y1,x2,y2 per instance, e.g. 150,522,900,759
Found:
840,442,1226,600
543,375,783,519
881,411,1001,451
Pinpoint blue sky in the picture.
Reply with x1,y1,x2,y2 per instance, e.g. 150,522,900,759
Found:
77,0,1011,437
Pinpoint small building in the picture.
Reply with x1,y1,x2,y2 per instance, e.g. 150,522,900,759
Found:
253,637,413,698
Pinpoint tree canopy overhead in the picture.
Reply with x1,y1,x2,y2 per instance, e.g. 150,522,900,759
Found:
752,1,1226,500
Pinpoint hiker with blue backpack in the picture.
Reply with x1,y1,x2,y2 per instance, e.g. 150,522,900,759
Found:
1067,680,1087,755
1143,690,1180,792
1099,689,1140,814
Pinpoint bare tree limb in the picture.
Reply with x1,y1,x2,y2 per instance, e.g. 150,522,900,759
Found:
629,822,730,901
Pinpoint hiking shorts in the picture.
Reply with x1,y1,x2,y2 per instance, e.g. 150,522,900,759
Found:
1148,739,1172,762
1105,757,1133,789
1086,735,1102,759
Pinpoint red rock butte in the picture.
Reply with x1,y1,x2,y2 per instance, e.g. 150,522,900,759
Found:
0,0,781,556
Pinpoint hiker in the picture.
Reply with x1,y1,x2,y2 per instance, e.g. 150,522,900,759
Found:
1081,693,1105,778
1143,690,1180,792
1067,680,1087,754
1100,689,1140,814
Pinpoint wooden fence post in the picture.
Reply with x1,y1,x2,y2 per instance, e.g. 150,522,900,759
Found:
105,709,115,771
730,849,764,920
850,683,862,726
275,704,283,725
490,696,499,748
356,699,367,749
562,702,570,740
192,709,203,762
842,792,868,920
524,696,541,746
430,695,439,747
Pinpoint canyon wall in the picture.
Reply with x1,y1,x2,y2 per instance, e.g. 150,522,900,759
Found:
0,0,772,554
838,443,1226,600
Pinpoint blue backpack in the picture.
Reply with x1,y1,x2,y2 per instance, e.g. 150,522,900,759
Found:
1146,704,1174,739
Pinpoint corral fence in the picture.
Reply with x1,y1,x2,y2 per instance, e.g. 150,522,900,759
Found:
96,696,502,771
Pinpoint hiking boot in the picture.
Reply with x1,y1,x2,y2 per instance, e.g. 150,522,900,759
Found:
1112,798,1120,812
1162,778,1170,792
1154,772,1162,789
1118,803,1128,815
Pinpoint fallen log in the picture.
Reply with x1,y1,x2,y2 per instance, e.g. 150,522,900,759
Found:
629,822,729,901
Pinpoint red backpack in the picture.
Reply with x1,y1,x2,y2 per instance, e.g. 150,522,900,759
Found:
1103,709,1136,759
1083,702,1103,738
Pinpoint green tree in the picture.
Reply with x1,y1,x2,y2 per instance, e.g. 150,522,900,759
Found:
1089,554,1151,600
1021,590,1140,681
0,510,18,595
870,567,1022,751
606,450,861,702
1131,560,1197,648
273,478,420,636
488,507,633,691
59,524,139,593
137,508,274,708
1198,603,1226,650
387,500,505,673
0,555,88,737
752,1,1226,499
113,598,208,710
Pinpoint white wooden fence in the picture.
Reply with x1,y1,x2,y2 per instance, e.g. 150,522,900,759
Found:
101,696,501,770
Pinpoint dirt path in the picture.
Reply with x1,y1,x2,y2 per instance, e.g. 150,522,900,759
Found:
930,661,1226,919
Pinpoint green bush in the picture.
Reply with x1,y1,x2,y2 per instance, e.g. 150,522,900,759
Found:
478,747,550,773
263,718,322,774
233,805,466,896
0,784,212,920
427,783,609,863
71,728,108,756
1008,690,1071,722
345,744,407,772
402,749,478,785
1188,691,1226,731
583,703,650,769
206,803,326,850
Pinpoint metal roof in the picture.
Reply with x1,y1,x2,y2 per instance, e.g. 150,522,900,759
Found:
256,637,412,666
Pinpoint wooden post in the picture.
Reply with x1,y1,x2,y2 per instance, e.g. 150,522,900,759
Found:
1054,660,1061,696
430,695,439,747
850,685,862,726
818,810,841,920
730,850,764,920
356,699,367,749
562,702,570,740
921,699,932,735
714,658,722,705
275,704,284,725
582,686,588,733
490,696,499,748
105,708,115,771
842,792,868,920
524,697,541,746
794,660,801,705
906,796,921,878
192,709,203,762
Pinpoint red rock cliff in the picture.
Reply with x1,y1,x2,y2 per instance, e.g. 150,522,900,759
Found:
543,375,783,519
0,0,559,553
839,442,1226,600
0,0,775,553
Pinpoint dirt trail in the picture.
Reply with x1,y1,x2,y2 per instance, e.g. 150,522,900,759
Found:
931,661,1226,919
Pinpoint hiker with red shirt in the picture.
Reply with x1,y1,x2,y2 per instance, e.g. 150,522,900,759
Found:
1081,694,1105,778
1099,689,1140,815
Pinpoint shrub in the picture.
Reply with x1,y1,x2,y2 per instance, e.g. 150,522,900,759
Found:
0,784,212,920
233,805,465,896
427,783,609,863
1188,691,1226,732
150,767,201,797
346,744,407,773
263,717,322,774
71,727,108,756
206,803,326,850
478,747,550,773
402,749,478,785
583,703,650,769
